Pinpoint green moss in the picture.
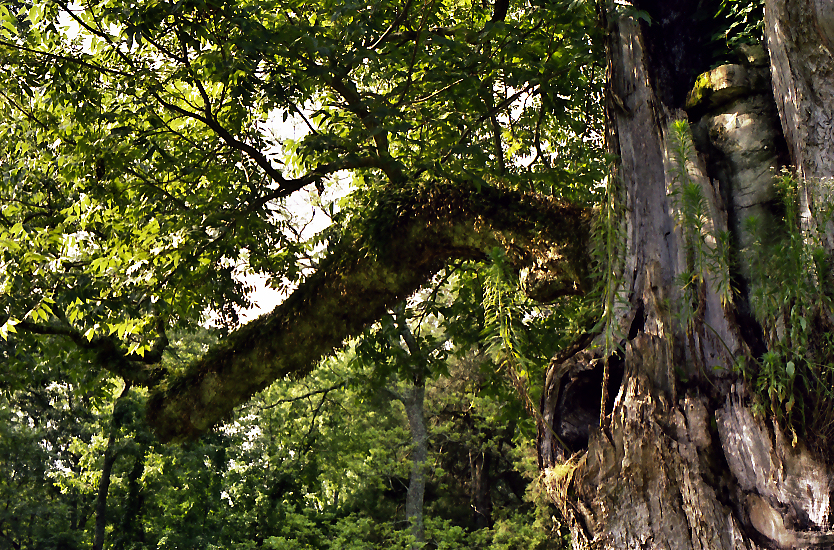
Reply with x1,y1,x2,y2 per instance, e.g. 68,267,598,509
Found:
685,72,712,111
147,183,594,442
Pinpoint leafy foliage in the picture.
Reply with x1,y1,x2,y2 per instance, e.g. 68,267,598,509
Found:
712,0,765,51
1,321,569,548
741,172,834,448
0,0,604,375
0,0,607,546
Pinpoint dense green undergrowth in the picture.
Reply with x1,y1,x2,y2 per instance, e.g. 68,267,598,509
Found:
2,266,579,549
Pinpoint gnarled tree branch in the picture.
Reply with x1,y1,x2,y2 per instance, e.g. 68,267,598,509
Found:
147,183,592,442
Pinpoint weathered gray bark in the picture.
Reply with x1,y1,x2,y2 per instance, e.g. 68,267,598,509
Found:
688,55,783,281
766,0,834,248
538,2,834,548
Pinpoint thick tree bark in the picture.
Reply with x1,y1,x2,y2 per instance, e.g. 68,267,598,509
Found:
538,2,834,549
766,0,834,238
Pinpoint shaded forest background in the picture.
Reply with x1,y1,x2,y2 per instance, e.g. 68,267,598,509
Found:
2,278,580,549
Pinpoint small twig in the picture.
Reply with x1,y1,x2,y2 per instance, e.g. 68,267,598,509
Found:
408,78,465,105
301,385,341,452
258,381,346,410
291,103,319,135
414,262,463,331
0,88,49,130
395,0,437,106
0,37,133,77
440,81,537,165
121,165,191,211
369,0,416,50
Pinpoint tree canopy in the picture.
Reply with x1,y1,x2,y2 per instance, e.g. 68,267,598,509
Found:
0,0,604,439
1,0,605,546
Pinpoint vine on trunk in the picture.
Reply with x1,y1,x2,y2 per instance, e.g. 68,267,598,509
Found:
589,165,628,427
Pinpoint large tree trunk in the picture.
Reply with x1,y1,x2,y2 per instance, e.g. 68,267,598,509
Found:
539,1,834,548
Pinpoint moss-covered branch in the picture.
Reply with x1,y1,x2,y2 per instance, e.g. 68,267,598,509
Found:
147,183,592,442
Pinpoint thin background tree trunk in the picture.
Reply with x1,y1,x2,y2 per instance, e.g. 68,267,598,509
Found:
93,386,129,550
392,307,429,548
470,446,493,529
403,386,427,548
